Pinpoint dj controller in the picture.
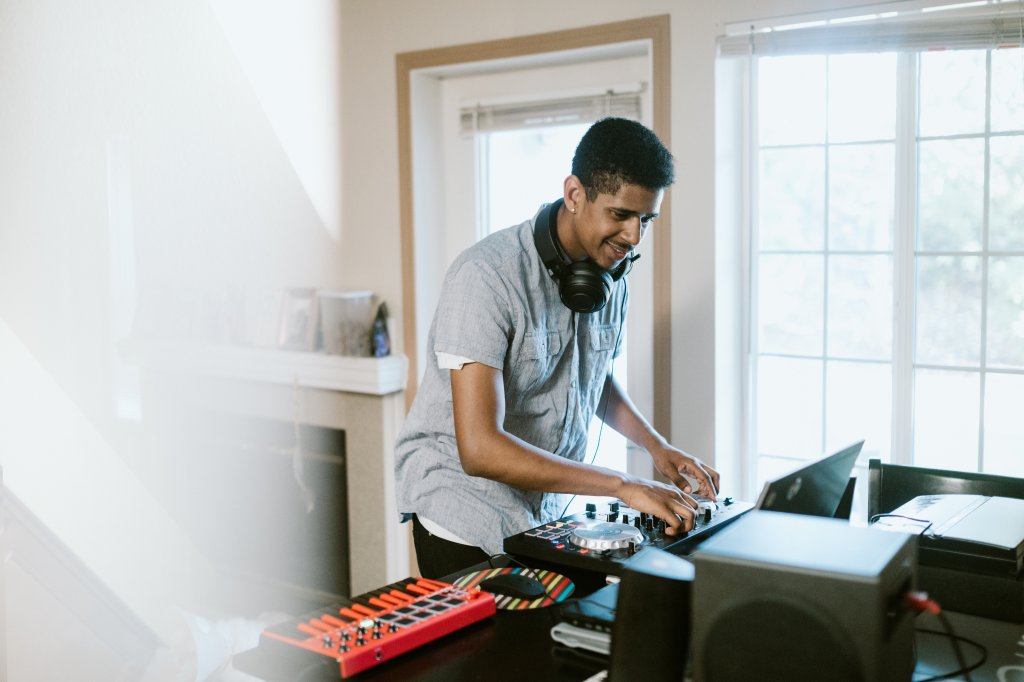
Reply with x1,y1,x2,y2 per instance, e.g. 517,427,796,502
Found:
503,497,754,576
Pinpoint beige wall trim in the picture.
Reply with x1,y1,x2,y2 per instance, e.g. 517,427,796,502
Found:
395,14,672,437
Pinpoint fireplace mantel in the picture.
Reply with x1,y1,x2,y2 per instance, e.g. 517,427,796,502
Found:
142,343,411,598
155,344,407,395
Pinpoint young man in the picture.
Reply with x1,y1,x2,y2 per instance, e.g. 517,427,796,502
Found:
395,118,719,579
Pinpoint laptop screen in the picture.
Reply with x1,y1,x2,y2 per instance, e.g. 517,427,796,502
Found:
754,441,864,518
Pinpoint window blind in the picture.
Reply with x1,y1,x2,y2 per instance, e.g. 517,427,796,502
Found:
459,88,643,135
718,0,1024,56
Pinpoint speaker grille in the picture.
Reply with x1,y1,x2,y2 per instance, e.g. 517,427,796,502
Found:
701,595,864,682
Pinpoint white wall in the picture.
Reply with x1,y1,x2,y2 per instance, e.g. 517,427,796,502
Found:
0,0,346,417
0,0,347,672
339,0,880,494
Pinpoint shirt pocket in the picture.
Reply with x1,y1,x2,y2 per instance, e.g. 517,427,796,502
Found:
512,329,562,399
589,325,617,353
523,329,562,360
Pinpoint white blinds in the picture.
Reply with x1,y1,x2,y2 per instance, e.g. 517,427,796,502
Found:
459,89,643,135
718,1,1024,56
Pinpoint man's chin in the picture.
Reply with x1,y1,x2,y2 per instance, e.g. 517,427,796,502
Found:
606,256,627,271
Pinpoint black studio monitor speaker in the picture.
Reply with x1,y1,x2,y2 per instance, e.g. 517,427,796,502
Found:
691,511,917,682
609,548,694,682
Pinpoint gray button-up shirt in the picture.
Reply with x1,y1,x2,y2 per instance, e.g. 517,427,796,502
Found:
394,203,627,555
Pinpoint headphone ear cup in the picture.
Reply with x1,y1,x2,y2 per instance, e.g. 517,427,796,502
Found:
559,262,613,313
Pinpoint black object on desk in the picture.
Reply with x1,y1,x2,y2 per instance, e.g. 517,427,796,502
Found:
869,459,1024,622
608,548,694,682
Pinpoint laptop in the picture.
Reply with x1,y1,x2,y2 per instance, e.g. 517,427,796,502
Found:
755,440,865,518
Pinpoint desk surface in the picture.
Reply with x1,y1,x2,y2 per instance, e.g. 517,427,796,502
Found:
234,594,1023,682
233,602,606,682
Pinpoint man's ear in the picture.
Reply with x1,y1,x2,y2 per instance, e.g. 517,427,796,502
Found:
563,175,586,212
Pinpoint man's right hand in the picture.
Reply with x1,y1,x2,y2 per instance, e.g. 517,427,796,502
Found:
617,477,700,535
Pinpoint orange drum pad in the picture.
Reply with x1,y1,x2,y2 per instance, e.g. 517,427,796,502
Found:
453,566,575,611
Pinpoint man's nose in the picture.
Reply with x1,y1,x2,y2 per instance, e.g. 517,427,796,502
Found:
623,216,643,245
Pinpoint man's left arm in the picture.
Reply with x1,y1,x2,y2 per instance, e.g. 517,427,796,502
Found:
597,374,720,499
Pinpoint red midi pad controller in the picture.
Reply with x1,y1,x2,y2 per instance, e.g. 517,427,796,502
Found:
258,577,496,678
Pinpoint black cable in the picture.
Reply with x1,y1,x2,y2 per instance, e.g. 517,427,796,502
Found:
870,513,934,534
912,624,987,681
487,552,530,570
558,313,626,519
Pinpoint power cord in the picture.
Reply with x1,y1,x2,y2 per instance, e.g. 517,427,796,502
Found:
870,513,934,534
905,592,987,682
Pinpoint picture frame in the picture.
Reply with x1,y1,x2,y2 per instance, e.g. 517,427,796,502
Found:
277,287,319,351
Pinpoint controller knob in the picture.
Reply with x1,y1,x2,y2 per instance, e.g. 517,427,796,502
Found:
568,522,644,551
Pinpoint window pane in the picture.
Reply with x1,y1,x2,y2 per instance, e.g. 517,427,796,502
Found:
759,55,826,145
984,372,1024,477
828,53,897,143
758,455,809,490
759,147,825,250
991,48,1024,133
757,356,823,458
829,143,894,251
826,360,892,462
913,369,979,471
987,256,1024,369
915,256,982,366
919,50,986,137
918,139,984,252
759,254,823,355
989,135,1024,251
828,255,892,360
484,124,589,234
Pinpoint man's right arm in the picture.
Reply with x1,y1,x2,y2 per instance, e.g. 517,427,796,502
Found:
450,361,699,534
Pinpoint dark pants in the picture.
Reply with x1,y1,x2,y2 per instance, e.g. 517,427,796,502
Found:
411,514,490,580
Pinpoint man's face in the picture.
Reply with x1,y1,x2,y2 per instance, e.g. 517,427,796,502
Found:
563,180,664,271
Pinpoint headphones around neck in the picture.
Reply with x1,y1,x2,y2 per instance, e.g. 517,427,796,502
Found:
533,198,637,313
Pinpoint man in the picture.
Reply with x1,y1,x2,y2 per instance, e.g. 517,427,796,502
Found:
395,117,719,579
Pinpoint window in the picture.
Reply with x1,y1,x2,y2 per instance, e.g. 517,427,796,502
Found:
719,3,1024,493
478,124,590,237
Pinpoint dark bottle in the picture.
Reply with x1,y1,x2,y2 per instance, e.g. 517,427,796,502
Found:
371,302,391,357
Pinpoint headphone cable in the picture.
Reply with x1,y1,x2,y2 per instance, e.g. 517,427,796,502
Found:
558,311,627,518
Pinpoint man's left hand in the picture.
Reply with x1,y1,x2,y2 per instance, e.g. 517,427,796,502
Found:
650,446,719,500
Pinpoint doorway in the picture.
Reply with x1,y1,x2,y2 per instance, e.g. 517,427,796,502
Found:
395,16,673,479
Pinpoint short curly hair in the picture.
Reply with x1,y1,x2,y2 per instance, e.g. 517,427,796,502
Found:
571,117,674,200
